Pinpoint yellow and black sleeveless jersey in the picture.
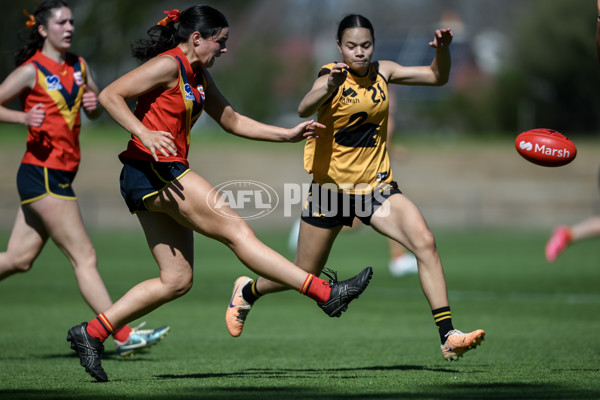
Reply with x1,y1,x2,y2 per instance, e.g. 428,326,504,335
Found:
304,61,392,194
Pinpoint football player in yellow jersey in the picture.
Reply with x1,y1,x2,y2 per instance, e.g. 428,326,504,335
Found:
226,14,485,361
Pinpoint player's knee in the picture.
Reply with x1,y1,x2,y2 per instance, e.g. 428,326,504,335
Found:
68,246,98,272
222,222,257,249
161,271,193,300
12,259,34,273
5,251,37,273
413,228,437,254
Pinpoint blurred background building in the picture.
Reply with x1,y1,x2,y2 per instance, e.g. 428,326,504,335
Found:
1,0,599,231
2,0,598,134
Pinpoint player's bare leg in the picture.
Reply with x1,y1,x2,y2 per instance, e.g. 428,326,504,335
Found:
256,221,343,295
547,216,600,262
97,172,370,330
0,197,113,313
370,194,448,309
36,196,113,313
0,205,48,279
371,193,484,360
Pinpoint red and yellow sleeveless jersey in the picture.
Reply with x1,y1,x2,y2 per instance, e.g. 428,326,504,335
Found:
120,46,206,166
304,62,392,194
20,50,86,172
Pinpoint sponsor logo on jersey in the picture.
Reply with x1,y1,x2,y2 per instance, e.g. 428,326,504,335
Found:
342,87,358,97
73,71,83,86
46,75,63,91
183,83,195,101
376,172,388,182
197,85,205,100
340,87,360,104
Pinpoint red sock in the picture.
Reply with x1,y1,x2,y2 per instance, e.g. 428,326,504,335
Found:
112,325,132,342
300,274,331,303
86,313,115,342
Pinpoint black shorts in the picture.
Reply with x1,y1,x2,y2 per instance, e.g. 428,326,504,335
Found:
16,163,77,205
301,181,402,228
119,156,190,213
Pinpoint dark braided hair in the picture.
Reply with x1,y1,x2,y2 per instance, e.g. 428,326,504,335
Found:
131,5,228,62
15,0,70,66
336,14,375,44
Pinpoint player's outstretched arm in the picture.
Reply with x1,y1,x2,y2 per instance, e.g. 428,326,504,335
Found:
203,68,324,142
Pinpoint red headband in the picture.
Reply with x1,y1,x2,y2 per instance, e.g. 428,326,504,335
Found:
157,9,180,26
23,9,36,28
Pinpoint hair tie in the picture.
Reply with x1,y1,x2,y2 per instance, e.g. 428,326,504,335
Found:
23,9,36,28
157,9,180,26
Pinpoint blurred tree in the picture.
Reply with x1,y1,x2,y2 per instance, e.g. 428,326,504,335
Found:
437,0,600,135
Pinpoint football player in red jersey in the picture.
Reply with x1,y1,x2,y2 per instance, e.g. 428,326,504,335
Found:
66,5,373,382
227,14,485,362
0,0,169,358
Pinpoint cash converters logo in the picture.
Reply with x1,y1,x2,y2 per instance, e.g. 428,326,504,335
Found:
207,180,279,220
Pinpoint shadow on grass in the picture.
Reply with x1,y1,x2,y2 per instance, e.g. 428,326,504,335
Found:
43,349,157,361
156,364,458,380
1,382,599,400
3,365,599,399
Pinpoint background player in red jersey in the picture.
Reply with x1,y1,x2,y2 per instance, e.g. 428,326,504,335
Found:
227,14,485,362
66,5,372,382
0,0,169,358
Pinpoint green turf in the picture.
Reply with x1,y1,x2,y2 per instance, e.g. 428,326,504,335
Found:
0,228,599,399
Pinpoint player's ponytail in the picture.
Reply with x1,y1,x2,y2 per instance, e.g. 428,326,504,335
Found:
15,0,70,66
131,5,228,62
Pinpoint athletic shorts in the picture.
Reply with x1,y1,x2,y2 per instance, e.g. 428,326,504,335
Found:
119,156,190,213
300,181,402,228
16,163,77,205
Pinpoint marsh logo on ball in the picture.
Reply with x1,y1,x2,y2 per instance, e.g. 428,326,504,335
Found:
519,141,533,151
207,180,279,220
515,128,577,167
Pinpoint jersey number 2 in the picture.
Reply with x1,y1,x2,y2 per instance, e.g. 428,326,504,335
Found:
334,112,379,148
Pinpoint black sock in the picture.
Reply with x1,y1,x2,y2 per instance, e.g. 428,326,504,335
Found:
241,279,262,305
432,306,454,344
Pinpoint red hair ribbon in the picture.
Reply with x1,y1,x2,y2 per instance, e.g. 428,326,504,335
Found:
157,9,180,26
23,9,36,28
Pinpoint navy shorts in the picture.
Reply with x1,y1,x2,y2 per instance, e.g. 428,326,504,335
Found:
119,156,190,213
301,181,402,228
16,164,77,205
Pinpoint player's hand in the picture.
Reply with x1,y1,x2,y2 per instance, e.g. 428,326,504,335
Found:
82,84,98,113
285,120,325,142
25,103,45,127
429,29,453,48
327,63,349,89
138,129,178,161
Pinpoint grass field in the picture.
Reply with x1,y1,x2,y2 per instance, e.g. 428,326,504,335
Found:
0,227,599,399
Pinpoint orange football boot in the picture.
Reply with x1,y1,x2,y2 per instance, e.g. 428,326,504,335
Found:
441,329,485,361
225,276,253,337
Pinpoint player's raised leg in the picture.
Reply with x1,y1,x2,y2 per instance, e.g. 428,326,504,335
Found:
222,211,369,337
